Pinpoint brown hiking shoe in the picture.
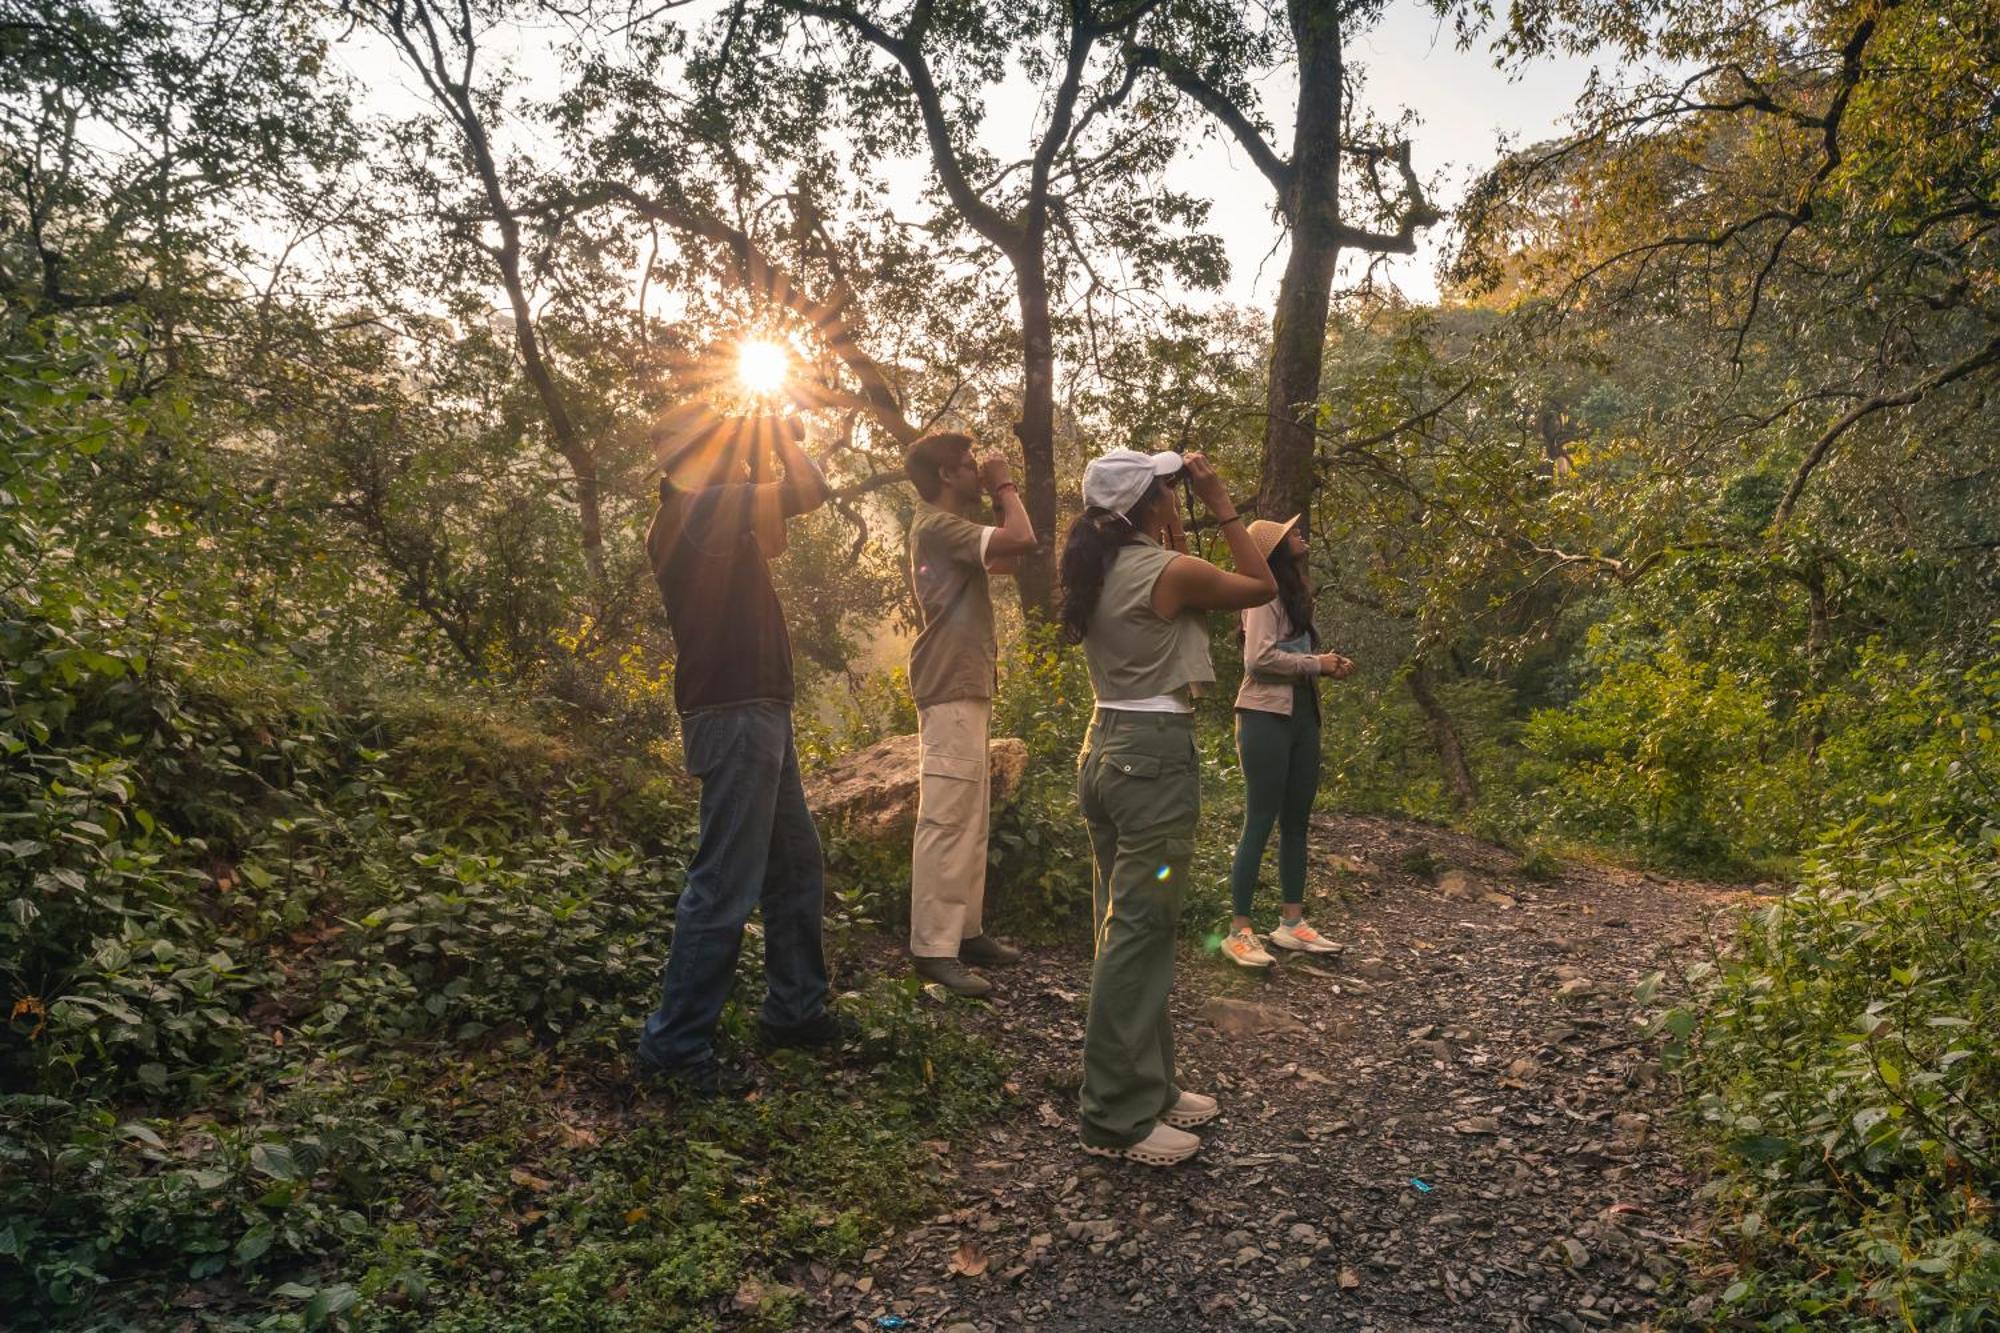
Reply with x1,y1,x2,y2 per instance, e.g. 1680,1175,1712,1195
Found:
958,934,1020,966
914,955,994,998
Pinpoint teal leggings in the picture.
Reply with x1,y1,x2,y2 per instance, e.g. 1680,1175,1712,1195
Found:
1230,693,1320,917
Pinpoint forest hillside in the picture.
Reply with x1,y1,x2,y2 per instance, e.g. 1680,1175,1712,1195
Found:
2,1,1995,1329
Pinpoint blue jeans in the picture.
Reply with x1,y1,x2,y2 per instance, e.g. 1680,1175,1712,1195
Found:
638,702,829,1072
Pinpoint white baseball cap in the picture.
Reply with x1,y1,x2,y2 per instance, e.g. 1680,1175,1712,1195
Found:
1081,447,1183,515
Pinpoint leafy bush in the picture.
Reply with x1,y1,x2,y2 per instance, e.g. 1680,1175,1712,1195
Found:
984,624,1096,932
1668,828,2000,1328
1520,639,1806,870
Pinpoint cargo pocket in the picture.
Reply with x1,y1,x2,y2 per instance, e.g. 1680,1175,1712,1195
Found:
1103,753,1162,781
1101,751,1198,859
917,747,984,828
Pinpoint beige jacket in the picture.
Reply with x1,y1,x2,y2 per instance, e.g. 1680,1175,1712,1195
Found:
1233,599,1320,716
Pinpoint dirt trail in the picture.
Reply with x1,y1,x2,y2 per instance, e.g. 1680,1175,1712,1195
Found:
805,815,1753,1332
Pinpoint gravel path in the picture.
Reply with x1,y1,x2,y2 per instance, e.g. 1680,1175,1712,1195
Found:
800,815,1753,1332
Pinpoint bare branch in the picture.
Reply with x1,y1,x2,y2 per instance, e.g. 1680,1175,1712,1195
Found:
1329,141,1444,254
1771,332,2000,533
773,0,1021,252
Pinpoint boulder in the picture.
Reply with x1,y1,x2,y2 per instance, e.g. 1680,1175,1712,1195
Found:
805,732,1031,842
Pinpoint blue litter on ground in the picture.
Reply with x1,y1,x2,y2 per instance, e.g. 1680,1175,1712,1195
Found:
875,1319,909,1330
1411,1177,1432,1193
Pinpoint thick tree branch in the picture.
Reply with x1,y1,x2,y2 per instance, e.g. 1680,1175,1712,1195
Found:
1329,141,1443,253
775,0,1021,251
1125,41,1294,203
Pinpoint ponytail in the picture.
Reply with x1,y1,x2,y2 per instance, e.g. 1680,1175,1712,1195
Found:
1058,478,1166,644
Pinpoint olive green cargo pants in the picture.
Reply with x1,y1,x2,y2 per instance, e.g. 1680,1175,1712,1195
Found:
1076,709,1200,1149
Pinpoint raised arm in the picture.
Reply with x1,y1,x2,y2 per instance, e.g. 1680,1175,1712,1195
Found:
768,414,830,517
1153,453,1277,617
978,453,1038,562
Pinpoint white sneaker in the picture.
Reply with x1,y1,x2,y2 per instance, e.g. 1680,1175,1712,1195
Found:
1267,918,1342,955
1082,1121,1201,1167
1162,1089,1219,1129
1221,927,1275,968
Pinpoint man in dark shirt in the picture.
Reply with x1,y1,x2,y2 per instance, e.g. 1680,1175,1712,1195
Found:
636,406,844,1096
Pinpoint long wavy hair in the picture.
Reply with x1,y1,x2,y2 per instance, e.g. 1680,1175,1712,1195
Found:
1058,479,1167,644
1268,539,1318,646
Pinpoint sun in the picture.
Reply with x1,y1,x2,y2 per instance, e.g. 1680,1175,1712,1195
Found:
736,339,791,397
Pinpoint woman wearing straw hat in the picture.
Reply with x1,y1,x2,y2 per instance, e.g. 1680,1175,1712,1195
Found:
1059,447,1276,1167
1219,516,1354,969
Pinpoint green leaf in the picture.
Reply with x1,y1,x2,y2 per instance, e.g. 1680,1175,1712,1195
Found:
234,1225,273,1263
118,1121,166,1149
250,1142,298,1181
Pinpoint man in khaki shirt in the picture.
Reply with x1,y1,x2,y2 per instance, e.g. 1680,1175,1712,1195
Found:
903,433,1038,996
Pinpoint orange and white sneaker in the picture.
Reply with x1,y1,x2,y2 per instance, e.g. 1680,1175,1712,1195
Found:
1267,918,1341,955
1222,927,1275,968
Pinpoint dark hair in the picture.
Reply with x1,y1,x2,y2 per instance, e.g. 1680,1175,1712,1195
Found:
903,432,975,502
655,411,753,489
1268,539,1318,647
1058,478,1168,644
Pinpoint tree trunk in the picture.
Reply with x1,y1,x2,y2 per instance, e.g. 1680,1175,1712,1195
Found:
1255,0,1346,530
1012,250,1059,616
464,135,605,583
1408,658,1479,811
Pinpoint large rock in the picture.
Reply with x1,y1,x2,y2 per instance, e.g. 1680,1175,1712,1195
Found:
805,732,1031,842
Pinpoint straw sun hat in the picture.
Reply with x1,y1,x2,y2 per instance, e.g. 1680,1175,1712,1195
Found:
1245,514,1302,561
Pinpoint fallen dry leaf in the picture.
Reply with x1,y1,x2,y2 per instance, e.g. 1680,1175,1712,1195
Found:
508,1167,553,1193
948,1240,990,1278
555,1122,599,1149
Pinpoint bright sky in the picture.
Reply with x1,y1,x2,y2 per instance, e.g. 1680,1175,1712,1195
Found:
833,4,1596,309
324,2,1598,310
1203,4,1595,305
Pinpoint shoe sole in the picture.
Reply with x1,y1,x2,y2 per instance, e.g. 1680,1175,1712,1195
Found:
1162,1105,1219,1129
918,979,995,998
1082,1138,1199,1167
1266,936,1340,955
1224,951,1274,968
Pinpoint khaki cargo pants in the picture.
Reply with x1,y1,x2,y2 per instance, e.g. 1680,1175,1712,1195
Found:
1076,709,1200,1149
910,698,992,958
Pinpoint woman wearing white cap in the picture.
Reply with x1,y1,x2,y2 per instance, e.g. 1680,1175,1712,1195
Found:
1059,447,1277,1166
1220,516,1355,969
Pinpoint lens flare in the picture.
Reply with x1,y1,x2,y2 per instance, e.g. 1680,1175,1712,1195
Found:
736,339,790,397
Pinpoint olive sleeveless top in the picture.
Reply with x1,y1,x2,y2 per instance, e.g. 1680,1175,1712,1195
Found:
1082,538,1216,704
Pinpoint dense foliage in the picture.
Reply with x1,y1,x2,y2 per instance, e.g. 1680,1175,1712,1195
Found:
2,0,1995,1326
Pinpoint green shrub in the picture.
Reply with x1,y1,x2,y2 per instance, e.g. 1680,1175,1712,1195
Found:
1669,829,2000,1328
1520,639,1805,870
